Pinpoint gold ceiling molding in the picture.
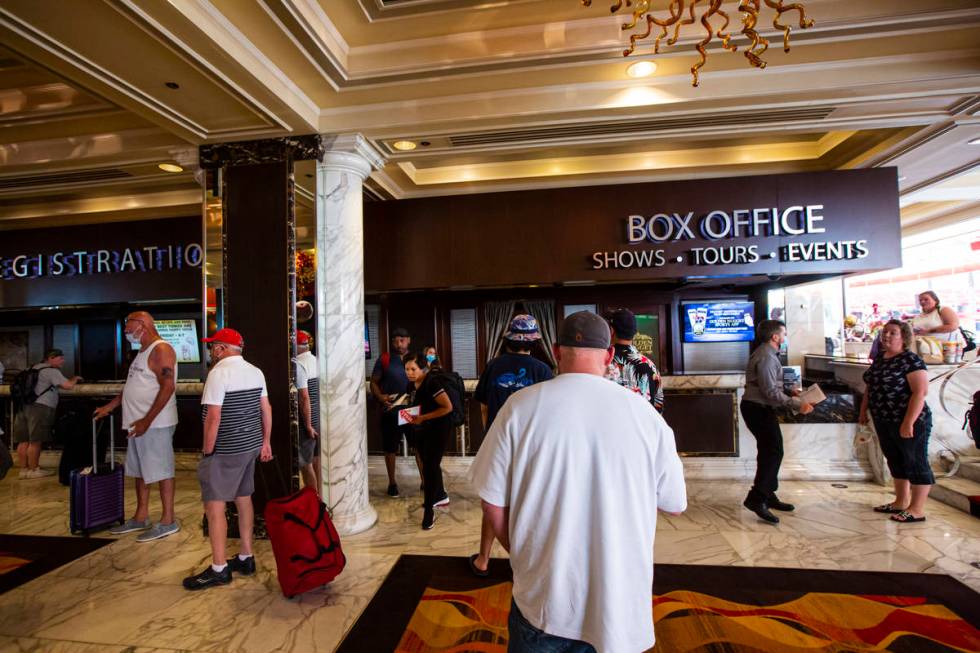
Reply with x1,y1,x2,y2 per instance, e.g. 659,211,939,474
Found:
584,0,814,87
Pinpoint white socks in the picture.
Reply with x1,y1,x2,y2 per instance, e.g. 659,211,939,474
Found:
212,563,228,572
238,553,253,561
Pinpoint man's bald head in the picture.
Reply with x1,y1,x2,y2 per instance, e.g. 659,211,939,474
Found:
126,311,156,327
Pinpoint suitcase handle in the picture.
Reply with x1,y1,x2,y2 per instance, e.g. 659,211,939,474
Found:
92,415,114,472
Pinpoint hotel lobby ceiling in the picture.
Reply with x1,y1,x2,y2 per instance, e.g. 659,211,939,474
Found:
0,0,978,232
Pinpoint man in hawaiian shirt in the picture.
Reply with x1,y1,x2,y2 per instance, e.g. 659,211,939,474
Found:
605,309,664,413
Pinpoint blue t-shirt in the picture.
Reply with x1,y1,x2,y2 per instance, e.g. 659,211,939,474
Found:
372,352,409,396
475,352,554,429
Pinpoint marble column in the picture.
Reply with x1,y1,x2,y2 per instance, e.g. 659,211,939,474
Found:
316,134,384,535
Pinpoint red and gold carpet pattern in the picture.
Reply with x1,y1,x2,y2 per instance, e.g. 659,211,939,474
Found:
0,553,33,577
395,582,980,653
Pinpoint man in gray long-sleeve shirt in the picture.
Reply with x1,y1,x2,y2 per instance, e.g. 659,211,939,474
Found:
741,320,814,524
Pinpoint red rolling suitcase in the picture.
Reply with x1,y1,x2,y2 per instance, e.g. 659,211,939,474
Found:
265,486,346,598
69,417,125,535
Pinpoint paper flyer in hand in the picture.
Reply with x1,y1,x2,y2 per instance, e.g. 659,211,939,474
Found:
799,384,826,405
398,405,420,425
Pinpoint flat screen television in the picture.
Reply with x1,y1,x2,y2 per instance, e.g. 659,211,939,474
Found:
364,322,371,359
682,301,755,343
154,319,201,363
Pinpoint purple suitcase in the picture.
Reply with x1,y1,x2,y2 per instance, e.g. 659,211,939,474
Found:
69,417,124,535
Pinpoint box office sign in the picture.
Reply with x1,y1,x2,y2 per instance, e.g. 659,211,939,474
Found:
363,168,903,291
0,217,203,309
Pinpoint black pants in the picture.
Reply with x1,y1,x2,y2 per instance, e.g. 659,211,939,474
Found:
740,400,784,502
418,421,451,509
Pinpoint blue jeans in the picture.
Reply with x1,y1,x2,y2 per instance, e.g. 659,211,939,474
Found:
508,600,596,653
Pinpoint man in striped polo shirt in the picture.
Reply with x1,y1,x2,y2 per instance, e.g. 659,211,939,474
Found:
295,330,321,495
184,328,273,591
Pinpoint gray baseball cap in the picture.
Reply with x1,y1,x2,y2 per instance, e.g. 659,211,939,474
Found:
557,311,611,349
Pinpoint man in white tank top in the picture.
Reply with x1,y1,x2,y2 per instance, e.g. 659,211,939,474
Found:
94,311,180,542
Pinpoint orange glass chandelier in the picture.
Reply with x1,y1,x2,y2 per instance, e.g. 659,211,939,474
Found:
583,0,815,87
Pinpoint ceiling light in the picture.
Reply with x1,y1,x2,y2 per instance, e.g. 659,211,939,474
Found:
158,163,184,173
583,0,815,87
392,140,417,151
626,61,657,78
969,138,980,145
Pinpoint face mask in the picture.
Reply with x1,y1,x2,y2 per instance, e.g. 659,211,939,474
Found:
425,354,436,364
125,328,142,346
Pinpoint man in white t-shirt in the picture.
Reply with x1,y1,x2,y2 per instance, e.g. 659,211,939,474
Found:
294,330,321,495
183,328,273,591
471,311,687,653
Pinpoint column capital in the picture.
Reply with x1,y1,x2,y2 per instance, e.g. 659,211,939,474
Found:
318,133,385,180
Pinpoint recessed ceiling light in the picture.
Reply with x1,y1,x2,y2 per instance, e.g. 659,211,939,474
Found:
164,81,180,90
392,140,417,151
158,163,184,173
898,176,907,181
626,60,657,78
969,137,980,145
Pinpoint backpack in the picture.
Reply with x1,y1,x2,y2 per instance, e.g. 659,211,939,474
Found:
431,369,466,427
964,390,980,449
10,365,52,408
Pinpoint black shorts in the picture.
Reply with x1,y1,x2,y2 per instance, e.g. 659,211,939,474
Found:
380,409,417,454
873,412,934,486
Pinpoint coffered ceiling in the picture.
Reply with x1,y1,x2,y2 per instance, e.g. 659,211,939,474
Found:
1,0,979,233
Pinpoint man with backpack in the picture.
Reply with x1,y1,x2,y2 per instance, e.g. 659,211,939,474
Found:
369,327,412,497
12,349,82,479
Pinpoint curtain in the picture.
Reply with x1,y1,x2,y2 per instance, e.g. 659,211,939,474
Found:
483,301,516,362
522,299,558,368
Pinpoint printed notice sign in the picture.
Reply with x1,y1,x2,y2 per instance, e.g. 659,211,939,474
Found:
155,319,201,363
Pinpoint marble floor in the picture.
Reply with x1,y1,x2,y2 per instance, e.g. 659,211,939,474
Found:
1,456,979,652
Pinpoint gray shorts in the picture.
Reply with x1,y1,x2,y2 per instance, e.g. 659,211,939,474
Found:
13,404,56,443
198,449,259,502
297,436,320,467
125,425,176,484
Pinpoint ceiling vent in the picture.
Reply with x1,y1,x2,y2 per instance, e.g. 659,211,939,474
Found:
0,168,131,191
448,106,835,148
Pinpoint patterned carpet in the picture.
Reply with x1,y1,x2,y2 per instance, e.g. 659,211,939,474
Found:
339,556,980,653
0,535,111,594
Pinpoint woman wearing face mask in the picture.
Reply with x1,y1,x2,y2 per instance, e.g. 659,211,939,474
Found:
422,346,439,369
402,352,453,530
860,320,933,522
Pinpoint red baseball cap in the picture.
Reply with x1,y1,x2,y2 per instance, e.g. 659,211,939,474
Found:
296,330,311,345
202,327,244,348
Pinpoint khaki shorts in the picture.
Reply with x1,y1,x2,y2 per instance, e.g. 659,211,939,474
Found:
198,449,259,502
13,404,56,444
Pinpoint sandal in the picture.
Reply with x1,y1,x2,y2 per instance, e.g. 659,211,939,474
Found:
468,553,490,578
890,510,926,523
873,504,905,514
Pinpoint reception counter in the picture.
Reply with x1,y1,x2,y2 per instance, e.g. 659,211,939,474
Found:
3,370,886,481
0,382,206,451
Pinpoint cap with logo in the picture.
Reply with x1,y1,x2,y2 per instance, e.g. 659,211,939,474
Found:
557,311,611,349
202,327,244,348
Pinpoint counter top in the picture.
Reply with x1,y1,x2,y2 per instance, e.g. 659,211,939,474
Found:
0,382,205,397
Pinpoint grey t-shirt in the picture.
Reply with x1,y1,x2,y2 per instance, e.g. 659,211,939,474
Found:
32,364,68,409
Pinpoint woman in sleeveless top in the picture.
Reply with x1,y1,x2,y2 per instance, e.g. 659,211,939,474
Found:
910,291,963,344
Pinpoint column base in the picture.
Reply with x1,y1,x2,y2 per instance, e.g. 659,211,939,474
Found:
332,503,378,536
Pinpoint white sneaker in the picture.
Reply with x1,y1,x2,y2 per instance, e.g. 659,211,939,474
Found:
25,468,54,479
18,468,29,479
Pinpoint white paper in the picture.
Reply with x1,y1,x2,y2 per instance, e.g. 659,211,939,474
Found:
799,384,826,405
397,405,420,425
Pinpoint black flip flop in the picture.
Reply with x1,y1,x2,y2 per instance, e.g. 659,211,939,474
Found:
468,553,489,578
873,504,905,514
890,510,926,523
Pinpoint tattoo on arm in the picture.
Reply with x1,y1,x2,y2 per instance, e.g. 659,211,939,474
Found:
160,367,174,379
